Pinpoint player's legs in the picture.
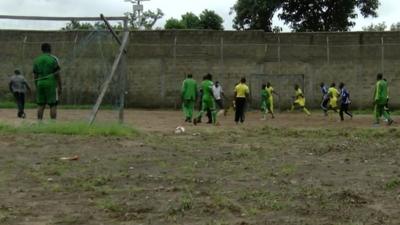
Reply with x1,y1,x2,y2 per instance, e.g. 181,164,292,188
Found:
261,101,267,120
374,104,382,124
381,104,393,125
268,102,275,118
302,107,311,116
50,105,57,120
235,98,245,123
37,105,45,120
270,97,274,114
321,98,328,116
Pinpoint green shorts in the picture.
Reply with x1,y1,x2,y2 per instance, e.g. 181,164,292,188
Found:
37,83,57,106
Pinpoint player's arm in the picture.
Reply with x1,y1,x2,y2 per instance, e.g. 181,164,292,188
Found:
8,81,13,93
33,65,38,87
53,62,62,95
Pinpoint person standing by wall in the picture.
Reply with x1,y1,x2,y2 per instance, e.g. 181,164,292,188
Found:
181,74,197,123
374,74,393,125
9,69,31,118
212,81,225,116
266,82,278,114
33,43,62,120
234,77,250,124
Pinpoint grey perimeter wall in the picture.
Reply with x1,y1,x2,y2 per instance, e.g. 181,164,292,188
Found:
1,29,400,109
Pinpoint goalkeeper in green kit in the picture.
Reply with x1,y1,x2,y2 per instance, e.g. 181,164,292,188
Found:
373,73,393,125
194,73,217,125
181,74,197,123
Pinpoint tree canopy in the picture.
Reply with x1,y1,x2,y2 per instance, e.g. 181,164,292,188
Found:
232,0,380,32
164,10,224,30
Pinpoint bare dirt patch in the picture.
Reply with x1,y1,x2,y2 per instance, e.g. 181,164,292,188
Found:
0,109,400,224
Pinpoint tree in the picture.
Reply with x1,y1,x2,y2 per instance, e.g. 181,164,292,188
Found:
279,0,380,32
128,8,164,30
231,0,380,32
362,22,387,31
390,22,400,31
231,0,282,32
61,20,123,31
62,20,95,30
164,10,224,30
199,10,224,30
181,12,201,29
164,18,185,29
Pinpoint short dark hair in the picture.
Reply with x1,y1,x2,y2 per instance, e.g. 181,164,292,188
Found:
14,69,21,75
320,82,325,87
339,82,345,89
240,77,246,83
262,84,267,89
206,73,212,80
377,73,383,80
294,84,299,89
41,43,51,53
331,82,336,87
187,74,193,78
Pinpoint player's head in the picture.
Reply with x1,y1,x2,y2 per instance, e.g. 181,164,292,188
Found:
215,81,220,86
339,82,345,89
14,69,21,75
330,82,336,87
377,73,383,80
320,82,325,87
267,82,271,87
206,73,212,81
294,84,299,90
41,43,52,53
187,74,193,78
240,77,246,83
262,84,267,89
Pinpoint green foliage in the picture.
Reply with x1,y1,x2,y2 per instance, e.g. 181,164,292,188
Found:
165,10,224,30
362,22,387,31
128,8,164,30
231,0,380,32
231,0,282,32
390,22,400,31
0,122,137,137
279,0,380,31
181,12,202,29
61,20,123,31
164,18,185,29
199,10,224,30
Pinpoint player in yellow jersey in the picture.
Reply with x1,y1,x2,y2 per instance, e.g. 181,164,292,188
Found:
291,84,311,116
266,82,278,114
327,82,340,113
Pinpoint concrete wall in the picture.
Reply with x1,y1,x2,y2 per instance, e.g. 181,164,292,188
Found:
1,29,400,109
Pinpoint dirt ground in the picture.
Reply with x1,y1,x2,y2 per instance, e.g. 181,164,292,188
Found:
1,109,400,225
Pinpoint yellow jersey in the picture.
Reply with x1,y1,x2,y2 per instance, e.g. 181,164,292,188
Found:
235,83,250,98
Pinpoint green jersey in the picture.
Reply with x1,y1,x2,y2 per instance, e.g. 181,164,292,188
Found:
261,89,270,103
33,53,60,87
374,79,388,105
201,80,214,100
181,78,197,100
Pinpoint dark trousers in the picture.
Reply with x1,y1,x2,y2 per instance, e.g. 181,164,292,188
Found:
339,103,352,121
13,92,25,118
235,97,246,123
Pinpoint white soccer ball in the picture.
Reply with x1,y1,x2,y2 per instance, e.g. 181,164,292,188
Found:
175,126,185,134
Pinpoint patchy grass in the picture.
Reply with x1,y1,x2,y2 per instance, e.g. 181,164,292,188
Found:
0,121,137,136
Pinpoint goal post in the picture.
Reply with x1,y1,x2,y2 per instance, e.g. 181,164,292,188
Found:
0,14,130,125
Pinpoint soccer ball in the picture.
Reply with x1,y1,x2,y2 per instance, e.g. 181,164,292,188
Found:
175,126,185,134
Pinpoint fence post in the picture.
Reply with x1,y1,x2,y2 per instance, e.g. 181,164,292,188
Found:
277,35,281,74
220,36,224,78
381,36,385,74
326,36,330,64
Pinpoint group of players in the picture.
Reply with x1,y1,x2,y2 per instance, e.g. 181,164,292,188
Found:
7,43,394,127
181,72,394,126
